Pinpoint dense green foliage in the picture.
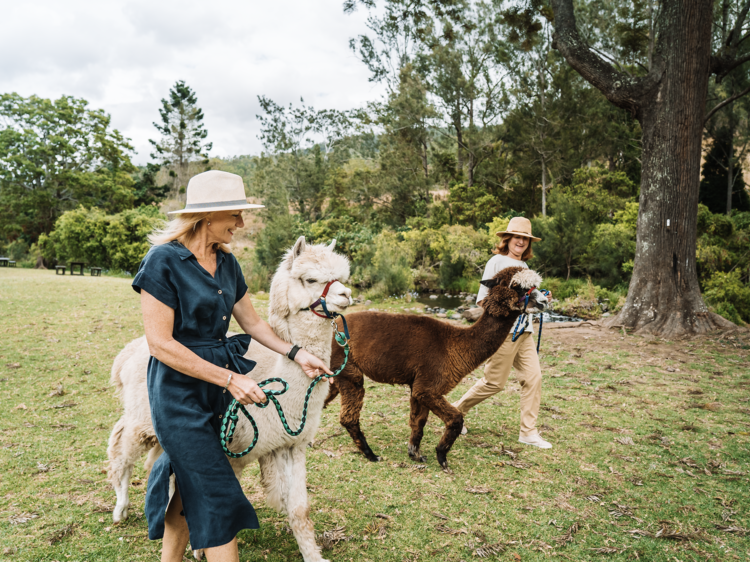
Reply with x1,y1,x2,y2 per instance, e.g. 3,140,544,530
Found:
0,94,136,242
37,205,164,273
2,1,750,325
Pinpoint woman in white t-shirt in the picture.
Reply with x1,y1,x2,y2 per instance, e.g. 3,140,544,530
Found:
452,217,553,449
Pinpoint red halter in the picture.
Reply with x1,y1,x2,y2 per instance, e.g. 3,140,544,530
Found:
307,280,339,318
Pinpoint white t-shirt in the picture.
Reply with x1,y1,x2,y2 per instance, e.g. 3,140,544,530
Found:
477,254,533,333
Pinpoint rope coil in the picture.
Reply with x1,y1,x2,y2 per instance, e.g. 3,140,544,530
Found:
219,314,350,458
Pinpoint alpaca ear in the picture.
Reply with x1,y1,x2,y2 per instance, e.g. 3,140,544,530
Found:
292,236,306,262
328,239,337,251
480,278,500,289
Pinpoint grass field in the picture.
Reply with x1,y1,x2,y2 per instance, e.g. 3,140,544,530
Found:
1,268,749,561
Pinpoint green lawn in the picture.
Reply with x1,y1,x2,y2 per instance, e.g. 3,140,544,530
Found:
1,268,749,561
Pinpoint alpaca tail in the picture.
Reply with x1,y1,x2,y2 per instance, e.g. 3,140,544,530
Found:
110,336,146,394
323,379,340,409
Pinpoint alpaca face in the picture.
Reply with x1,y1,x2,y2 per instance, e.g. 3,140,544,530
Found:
480,266,547,316
283,237,353,315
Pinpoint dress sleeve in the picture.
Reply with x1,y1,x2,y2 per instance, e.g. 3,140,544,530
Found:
232,254,248,304
132,246,179,310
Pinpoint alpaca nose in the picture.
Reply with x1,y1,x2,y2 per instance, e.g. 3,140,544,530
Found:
330,281,351,303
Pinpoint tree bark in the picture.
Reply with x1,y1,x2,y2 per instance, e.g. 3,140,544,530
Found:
551,0,737,336
541,155,548,217
613,1,733,336
727,123,734,216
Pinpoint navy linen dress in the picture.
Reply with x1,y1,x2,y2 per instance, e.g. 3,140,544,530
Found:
132,241,260,550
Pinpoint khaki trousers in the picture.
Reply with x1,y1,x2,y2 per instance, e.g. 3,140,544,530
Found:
453,332,542,439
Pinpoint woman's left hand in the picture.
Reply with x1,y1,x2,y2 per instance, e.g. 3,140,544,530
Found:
295,349,334,379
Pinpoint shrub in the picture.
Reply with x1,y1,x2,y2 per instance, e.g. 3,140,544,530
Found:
6,239,29,261
358,230,413,298
552,278,602,319
44,205,164,273
703,270,750,325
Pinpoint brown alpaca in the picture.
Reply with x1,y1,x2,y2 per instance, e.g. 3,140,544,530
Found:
324,266,547,470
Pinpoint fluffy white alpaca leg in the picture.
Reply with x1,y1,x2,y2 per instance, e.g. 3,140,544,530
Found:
143,442,163,477
259,450,289,513
107,418,156,523
285,446,327,562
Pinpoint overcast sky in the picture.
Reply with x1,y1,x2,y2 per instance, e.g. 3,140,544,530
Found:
1,0,385,164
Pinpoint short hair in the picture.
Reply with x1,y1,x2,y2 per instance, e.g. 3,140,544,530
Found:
148,212,230,253
493,233,534,261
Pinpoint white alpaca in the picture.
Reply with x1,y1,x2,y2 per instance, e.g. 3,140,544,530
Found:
107,237,351,562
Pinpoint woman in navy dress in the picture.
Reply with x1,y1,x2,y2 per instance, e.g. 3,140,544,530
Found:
133,171,333,562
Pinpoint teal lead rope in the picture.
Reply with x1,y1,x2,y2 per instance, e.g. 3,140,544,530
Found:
219,316,350,458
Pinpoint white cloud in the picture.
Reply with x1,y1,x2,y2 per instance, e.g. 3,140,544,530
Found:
1,0,385,163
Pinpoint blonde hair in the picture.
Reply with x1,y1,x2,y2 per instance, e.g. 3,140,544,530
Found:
149,212,230,253
493,233,534,261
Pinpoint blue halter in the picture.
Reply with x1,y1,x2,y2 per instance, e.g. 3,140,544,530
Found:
511,289,549,353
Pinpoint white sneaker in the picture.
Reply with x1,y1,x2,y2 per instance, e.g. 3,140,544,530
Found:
460,425,468,435
518,435,552,449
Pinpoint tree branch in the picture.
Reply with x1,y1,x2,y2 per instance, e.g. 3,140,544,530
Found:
711,52,750,80
704,83,750,124
549,0,662,117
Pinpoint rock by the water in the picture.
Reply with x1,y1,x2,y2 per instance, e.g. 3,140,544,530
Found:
365,300,372,305
461,308,483,322
436,313,447,318
429,294,438,299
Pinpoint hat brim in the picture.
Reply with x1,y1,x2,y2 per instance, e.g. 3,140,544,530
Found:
496,230,541,242
168,202,265,215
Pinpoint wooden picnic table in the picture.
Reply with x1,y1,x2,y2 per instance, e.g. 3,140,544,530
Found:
70,262,85,276
0,257,9,267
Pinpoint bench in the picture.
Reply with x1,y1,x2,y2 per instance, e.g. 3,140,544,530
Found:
8,261,16,267
0,257,8,267
70,262,85,276
55,265,66,275
90,267,102,277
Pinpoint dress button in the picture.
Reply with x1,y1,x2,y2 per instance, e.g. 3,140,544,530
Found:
219,415,223,419
225,364,229,368
218,290,222,294
223,315,227,320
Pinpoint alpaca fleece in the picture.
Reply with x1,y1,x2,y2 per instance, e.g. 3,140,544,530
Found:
324,266,547,469
107,237,350,562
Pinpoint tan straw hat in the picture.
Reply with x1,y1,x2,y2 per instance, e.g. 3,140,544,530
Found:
496,216,541,242
168,170,265,214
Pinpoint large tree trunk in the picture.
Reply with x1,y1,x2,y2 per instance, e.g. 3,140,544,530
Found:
551,0,738,337
613,1,733,336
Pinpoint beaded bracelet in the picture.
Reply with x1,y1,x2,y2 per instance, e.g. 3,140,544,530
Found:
223,372,233,393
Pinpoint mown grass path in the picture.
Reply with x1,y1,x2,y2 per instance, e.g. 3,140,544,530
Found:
1,269,749,561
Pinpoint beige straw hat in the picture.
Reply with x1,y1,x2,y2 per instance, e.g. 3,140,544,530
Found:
168,170,265,214
496,216,541,242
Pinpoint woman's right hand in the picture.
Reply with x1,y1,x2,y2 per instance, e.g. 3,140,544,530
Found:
227,373,267,405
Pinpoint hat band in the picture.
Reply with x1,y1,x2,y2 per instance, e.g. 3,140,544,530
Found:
182,199,249,211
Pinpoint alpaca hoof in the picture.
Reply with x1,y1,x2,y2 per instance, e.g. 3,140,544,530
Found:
437,451,449,469
193,549,204,560
407,444,426,462
112,504,128,523
364,452,380,462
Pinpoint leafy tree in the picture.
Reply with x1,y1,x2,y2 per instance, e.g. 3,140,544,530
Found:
256,96,355,221
0,93,135,243
38,205,163,271
132,163,170,207
149,80,212,195
545,0,750,336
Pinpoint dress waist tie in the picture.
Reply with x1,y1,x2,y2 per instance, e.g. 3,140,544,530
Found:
176,334,257,375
